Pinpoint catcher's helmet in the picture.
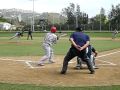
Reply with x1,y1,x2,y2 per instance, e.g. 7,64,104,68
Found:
50,26,57,33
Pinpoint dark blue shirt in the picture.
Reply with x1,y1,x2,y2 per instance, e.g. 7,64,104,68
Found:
70,32,90,47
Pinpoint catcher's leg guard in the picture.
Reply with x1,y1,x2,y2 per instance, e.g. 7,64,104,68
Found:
75,57,82,69
91,55,99,69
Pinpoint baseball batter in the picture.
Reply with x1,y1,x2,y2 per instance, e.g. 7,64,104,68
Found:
38,26,58,66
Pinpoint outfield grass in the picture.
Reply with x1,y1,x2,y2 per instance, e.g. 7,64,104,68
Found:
0,36,120,56
66,31,120,38
0,32,120,89
0,83,120,90
0,31,120,37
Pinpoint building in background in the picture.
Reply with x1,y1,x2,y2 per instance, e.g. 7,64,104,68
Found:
0,22,11,30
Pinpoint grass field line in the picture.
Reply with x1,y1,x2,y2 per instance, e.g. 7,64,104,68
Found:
25,61,34,68
0,50,119,68
68,50,120,66
25,61,46,69
95,50,120,66
97,60,116,66
69,59,116,66
0,58,31,62
96,50,120,58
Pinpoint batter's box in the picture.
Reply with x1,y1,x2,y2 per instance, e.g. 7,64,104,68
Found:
96,59,117,66
25,61,56,69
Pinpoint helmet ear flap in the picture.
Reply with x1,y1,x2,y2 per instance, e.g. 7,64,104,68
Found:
51,26,57,33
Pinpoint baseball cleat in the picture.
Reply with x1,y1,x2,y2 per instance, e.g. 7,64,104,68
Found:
93,66,99,69
60,71,66,74
37,63,45,66
49,60,55,63
90,71,95,74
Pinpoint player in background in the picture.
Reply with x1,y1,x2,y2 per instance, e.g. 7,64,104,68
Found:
27,28,33,40
75,45,98,69
38,26,58,66
9,32,23,41
112,29,118,39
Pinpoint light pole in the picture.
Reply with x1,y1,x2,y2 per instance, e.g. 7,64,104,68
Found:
32,0,35,31
100,8,105,31
75,12,78,28
100,13,102,31
29,0,35,31
52,15,54,26
75,4,78,28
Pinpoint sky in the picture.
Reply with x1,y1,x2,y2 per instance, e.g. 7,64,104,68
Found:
0,0,120,17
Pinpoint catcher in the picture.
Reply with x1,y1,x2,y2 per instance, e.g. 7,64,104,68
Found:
75,45,98,69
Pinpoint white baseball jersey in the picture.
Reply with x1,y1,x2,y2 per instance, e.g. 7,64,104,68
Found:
43,32,58,46
38,32,58,64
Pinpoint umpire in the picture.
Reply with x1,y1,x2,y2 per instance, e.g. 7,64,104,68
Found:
60,26,95,74
27,28,33,40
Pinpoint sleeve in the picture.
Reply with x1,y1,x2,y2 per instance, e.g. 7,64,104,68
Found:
53,35,58,44
86,35,90,41
70,33,74,40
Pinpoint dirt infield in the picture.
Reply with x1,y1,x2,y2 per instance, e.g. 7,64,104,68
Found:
0,49,120,87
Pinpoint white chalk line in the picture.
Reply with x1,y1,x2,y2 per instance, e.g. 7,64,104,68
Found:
0,50,119,68
0,58,30,62
69,50,120,66
0,58,49,69
96,50,120,58
25,61,34,68
25,61,46,69
94,51,120,66
69,60,116,66
96,59,117,66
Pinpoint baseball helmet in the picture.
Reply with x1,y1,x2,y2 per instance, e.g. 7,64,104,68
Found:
50,26,57,33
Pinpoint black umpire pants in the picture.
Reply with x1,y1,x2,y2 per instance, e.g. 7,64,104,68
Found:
27,34,33,40
61,46,94,73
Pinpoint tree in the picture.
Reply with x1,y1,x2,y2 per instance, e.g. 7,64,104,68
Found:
100,7,106,31
88,7,107,30
62,3,88,30
62,4,75,23
0,16,8,22
108,4,120,30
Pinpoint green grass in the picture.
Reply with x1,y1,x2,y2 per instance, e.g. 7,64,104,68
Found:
1,31,120,38
0,37,120,56
86,32,116,37
0,31,46,37
0,83,120,90
0,37,42,56
66,31,120,38
91,39,120,51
